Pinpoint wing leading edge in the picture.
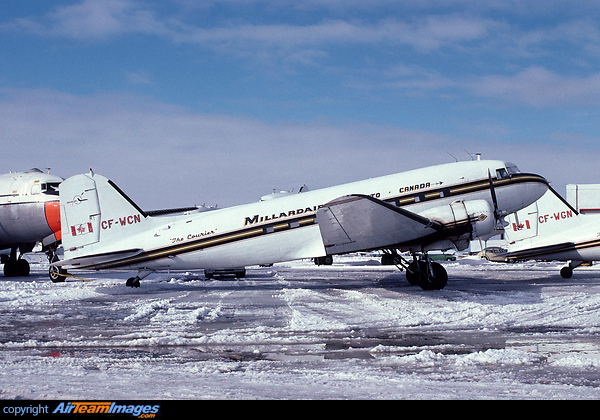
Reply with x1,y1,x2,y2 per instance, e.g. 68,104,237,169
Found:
316,194,443,255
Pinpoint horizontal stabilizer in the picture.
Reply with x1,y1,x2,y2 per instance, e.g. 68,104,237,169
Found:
53,248,143,270
503,242,575,261
316,194,442,255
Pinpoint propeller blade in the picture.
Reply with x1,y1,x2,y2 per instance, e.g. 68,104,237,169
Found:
488,169,500,217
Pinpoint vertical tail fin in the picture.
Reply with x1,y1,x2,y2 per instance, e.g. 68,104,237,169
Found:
60,172,147,258
505,187,579,244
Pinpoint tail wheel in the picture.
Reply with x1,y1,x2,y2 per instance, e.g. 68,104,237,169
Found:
560,266,573,279
49,266,67,283
126,277,141,288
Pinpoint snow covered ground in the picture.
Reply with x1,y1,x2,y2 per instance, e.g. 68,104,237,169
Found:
1,254,600,399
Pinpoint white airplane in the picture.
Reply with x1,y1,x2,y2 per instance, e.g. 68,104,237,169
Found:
51,160,548,289
504,187,600,278
0,169,63,276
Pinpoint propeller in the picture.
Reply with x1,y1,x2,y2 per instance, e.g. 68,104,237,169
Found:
488,169,501,219
488,169,507,230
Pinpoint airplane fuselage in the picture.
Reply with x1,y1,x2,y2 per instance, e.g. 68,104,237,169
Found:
0,169,62,250
59,160,548,274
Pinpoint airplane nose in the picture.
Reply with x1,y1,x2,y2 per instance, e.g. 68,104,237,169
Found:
511,173,549,213
44,201,61,239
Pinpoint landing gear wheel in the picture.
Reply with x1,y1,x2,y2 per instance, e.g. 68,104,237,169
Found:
560,266,573,279
17,259,30,276
3,259,30,277
126,277,141,288
417,262,448,291
49,266,67,283
406,261,423,285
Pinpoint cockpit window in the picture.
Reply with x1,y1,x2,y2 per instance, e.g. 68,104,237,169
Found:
506,165,519,175
41,182,60,196
496,168,509,179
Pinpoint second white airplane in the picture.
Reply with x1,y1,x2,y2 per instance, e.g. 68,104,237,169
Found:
52,159,548,290
504,188,600,278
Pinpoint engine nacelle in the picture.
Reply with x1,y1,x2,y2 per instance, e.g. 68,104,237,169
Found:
419,199,495,246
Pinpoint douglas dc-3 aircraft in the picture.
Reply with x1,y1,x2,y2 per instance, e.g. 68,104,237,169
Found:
0,169,63,276
504,188,600,279
51,160,548,290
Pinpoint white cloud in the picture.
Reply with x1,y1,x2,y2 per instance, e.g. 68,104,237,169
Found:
3,1,496,52
469,67,600,106
3,0,167,40
125,70,153,85
168,15,497,54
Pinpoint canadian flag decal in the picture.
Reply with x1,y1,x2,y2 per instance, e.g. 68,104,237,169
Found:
512,220,531,231
71,222,94,236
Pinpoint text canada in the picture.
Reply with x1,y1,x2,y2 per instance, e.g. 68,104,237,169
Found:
399,182,431,194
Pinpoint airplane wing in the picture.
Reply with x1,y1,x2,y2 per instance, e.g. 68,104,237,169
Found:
316,194,443,254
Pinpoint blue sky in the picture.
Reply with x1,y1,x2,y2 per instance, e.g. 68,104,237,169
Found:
1,0,600,208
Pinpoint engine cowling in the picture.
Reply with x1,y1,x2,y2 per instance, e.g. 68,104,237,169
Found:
418,199,495,248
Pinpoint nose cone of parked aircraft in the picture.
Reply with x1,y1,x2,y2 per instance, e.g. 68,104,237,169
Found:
44,201,61,237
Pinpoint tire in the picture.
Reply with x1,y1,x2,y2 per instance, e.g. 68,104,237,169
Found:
4,259,30,277
49,266,67,283
560,266,573,279
418,262,448,290
315,256,333,266
406,261,423,285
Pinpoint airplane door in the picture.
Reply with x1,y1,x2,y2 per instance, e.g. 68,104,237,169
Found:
60,174,101,249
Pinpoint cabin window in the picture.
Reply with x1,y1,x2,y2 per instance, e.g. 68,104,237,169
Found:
31,184,41,195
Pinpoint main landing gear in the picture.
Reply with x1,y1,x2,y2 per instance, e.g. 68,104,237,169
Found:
1,248,30,277
2,258,30,277
382,250,448,290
